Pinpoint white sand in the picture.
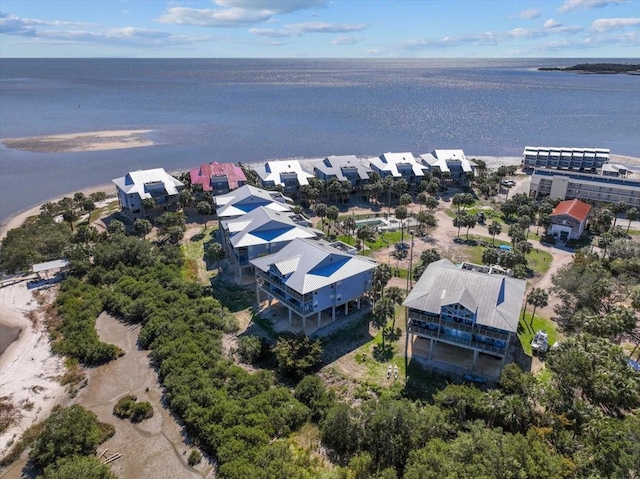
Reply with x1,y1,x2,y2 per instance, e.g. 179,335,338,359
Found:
1,129,154,153
0,282,67,457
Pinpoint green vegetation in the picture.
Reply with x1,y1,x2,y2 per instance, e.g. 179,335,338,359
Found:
39,456,118,479
539,63,640,73
187,450,202,467
518,312,560,356
113,395,153,423
29,405,114,471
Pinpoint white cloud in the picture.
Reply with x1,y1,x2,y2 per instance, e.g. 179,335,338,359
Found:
250,22,368,37
0,12,215,48
508,28,545,38
400,31,499,50
590,17,640,32
157,0,326,28
332,35,360,45
543,18,583,33
518,8,541,19
558,0,629,13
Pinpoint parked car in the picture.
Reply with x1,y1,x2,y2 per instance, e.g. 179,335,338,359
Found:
501,180,516,187
531,330,549,353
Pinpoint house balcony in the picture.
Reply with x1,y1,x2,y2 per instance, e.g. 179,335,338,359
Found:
408,312,509,355
256,270,314,312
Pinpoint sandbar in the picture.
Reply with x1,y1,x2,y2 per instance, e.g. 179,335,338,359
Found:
1,129,154,153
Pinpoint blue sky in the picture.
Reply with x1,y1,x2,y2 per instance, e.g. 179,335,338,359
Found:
1,0,639,58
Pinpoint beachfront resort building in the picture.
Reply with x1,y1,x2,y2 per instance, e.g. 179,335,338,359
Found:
547,199,591,241
253,160,314,196
252,238,377,334
529,169,640,207
190,162,247,195
214,185,293,220
420,149,476,184
220,207,322,281
404,259,527,378
522,146,610,171
367,152,427,189
112,168,184,220
311,155,372,189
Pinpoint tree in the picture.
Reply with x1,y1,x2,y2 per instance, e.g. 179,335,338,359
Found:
386,286,405,329
29,405,114,470
488,221,502,246
372,264,392,303
179,189,194,209
356,225,375,255
314,203,328,231
625,207,638,234
326,205,339,231
106,219,125,236
62,209,79,231
40,456,118,479
508,224,526,245
395,204,408,244
343,216,356,245
205,242,226,274
73,191,86,205
526,288,548,328
452,193,473,213
462,214,476,240
133,219,152,238
294,375,334,422
272,335,323,379
372,296,395,349
81,200,96,222
399,193,412,207
141,197,155,218
321,403,362,459
482,247,499,266
196,201,213,226
416,211,436,235
73,224,97,244
453,212,466,239
609,202,627,227
165,226,185,244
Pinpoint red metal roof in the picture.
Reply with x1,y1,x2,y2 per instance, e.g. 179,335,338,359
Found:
190,162,247,191
550,199,591,222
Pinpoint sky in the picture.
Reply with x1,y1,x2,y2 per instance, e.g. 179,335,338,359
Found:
1,0,639,58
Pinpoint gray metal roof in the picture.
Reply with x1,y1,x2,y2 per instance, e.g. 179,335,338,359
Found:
403,259,526,332
251,238,378,294
32,259,69,273
367,152,427,178
311,155,372,181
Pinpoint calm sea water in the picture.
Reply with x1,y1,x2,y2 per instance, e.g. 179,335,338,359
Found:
1,58,639,223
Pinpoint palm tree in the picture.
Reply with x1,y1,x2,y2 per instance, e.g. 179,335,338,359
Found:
134,219,152,238
527,288,549,329
62,209,78,231
81,199,96,222
372,264,392,303
372,296,395,349
342,217,356,245
356,225,375,255
141,197,155,218
488,221,502,246
385,286,405,329
453,212,466,239
625,207,638,235
314,203,328,231
326,206,339,232
463,214,476,240
197,201,212,227
395,204,408,244
609,202,627,228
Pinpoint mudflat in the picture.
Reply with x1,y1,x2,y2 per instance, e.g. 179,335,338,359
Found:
1,130,154,153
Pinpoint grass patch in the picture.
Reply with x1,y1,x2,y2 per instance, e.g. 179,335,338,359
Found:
518,312,560,357
210,279,255,312
181,226,217,284
526,248,553,276
0,420,46,467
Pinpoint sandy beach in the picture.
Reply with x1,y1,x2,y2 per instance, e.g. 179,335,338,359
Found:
1,129,154,153
0,282,67,458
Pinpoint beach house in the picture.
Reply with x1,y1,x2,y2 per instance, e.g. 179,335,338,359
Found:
404,259,526,377
214,184,293,220
367,152,427,189
547,199,591,241
253,160,314,196
112,168,184,220
220,207,322,281
420,149,475,184
189,162,247,195
252,238,377,334
311,155,372,188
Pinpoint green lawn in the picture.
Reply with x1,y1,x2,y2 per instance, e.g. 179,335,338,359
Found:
181,226,217,284
518,312,560,356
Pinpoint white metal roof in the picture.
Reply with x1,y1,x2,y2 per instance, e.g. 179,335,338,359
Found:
253,160,314,187
251,238,378,294
311,155,372,181
32,259,69,273
112,168,183,199
420,149,475,174
367,152,426,178
214,185,292,218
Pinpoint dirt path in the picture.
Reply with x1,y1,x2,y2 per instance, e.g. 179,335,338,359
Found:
73,313,213,479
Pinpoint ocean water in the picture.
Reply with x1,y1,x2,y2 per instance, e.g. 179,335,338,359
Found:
1,58,639,223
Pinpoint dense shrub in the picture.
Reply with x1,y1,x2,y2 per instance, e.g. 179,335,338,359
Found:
188,450,202,467
113,395,153,423
272,335,323,379
236,335,264,364
29,405,114,470
39,455,118,479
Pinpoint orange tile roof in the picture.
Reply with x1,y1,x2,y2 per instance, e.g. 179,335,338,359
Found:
550,199,591,222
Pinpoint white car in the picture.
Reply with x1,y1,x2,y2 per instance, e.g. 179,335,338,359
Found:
531,330,549,353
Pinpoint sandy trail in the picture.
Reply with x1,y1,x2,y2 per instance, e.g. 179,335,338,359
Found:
0,282,67,458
